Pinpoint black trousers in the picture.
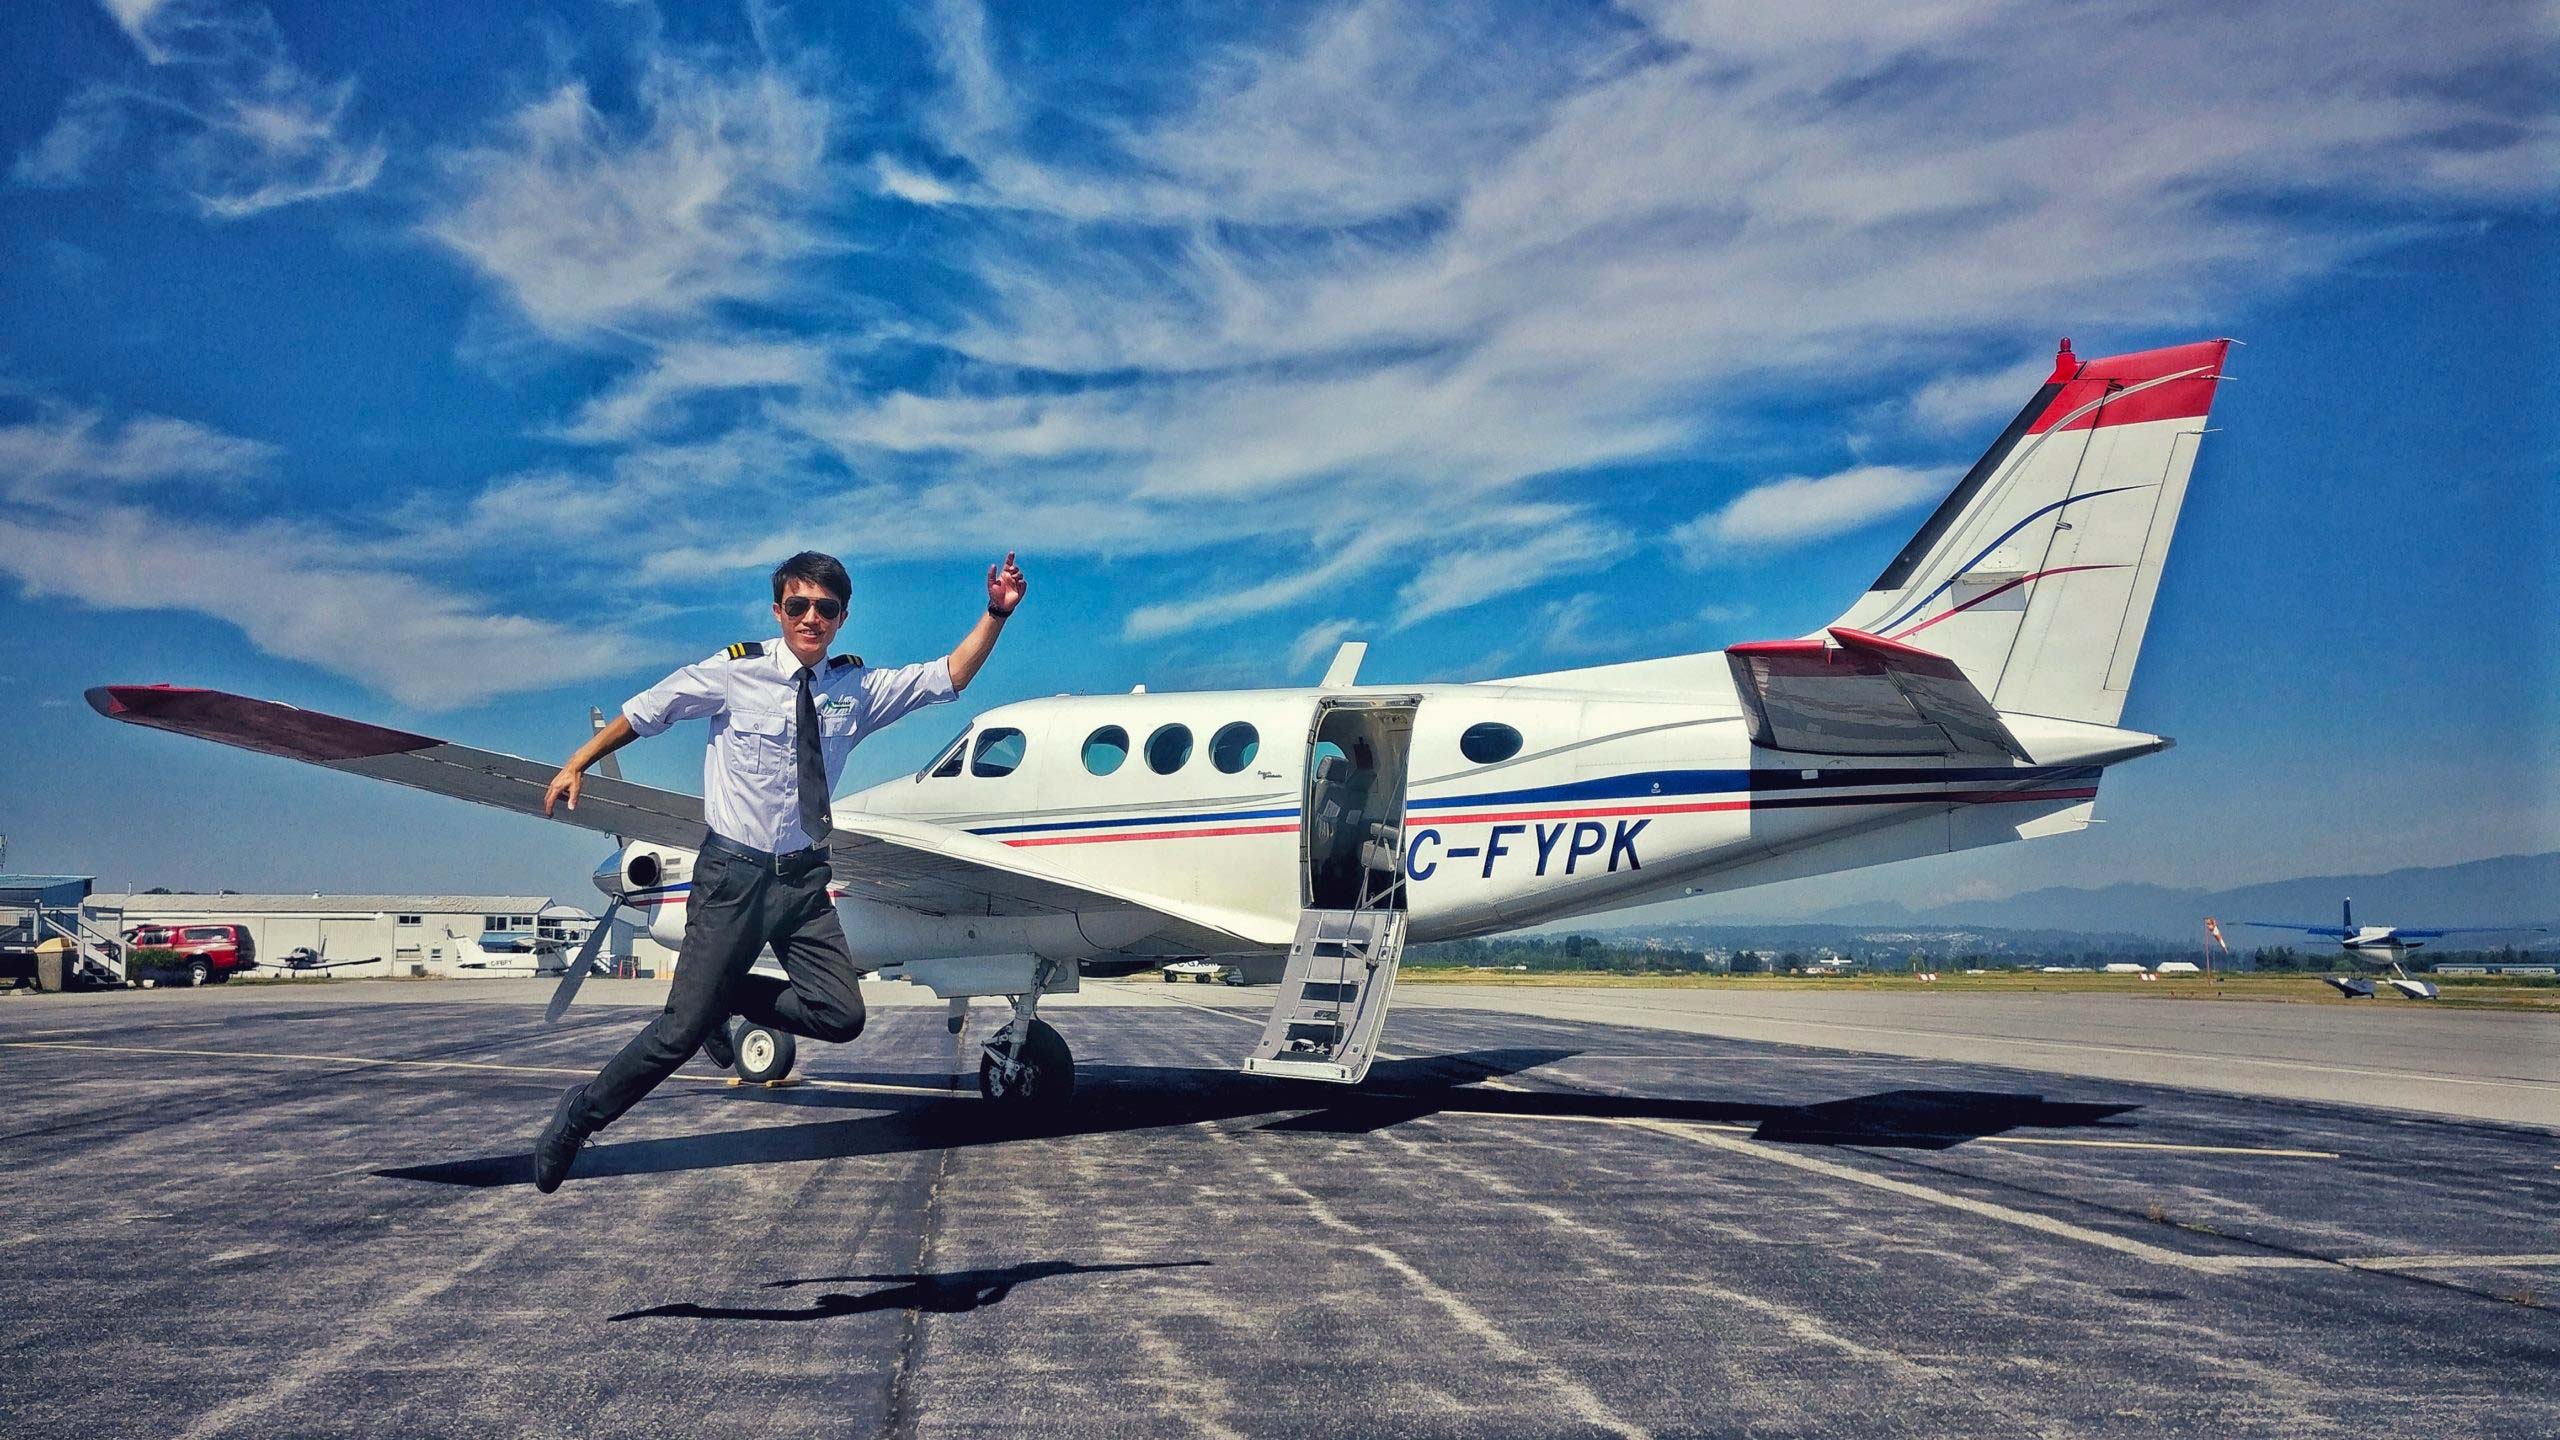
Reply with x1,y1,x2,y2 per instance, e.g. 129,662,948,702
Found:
571,839,865,1130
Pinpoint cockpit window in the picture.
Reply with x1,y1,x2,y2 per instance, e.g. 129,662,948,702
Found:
972,727,1028,778
920,728,966,779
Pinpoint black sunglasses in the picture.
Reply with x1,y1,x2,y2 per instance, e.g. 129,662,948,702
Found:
781,596,844,620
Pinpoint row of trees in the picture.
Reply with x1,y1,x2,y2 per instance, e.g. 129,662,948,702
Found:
1409,936,2552,975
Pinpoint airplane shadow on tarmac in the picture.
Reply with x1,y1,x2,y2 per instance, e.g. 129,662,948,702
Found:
374,1046,2141,1190
607,1259,1213,1324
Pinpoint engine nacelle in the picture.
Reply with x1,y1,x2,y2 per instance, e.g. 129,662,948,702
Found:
593,843,695,950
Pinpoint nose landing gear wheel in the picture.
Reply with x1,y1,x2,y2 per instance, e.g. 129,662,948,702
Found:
980,1018,1074,1107
734,1023,797,1084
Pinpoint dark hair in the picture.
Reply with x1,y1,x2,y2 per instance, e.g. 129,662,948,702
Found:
771,551,852,604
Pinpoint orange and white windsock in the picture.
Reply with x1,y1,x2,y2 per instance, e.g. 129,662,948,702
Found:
2204,917,2232,954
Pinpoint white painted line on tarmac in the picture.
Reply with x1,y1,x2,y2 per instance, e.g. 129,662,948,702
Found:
2340,1253,2560,1271
1534,1109,2549,1279
1611,1112,2263,1274
1451,1110,2336,1159
0,1040,964,1100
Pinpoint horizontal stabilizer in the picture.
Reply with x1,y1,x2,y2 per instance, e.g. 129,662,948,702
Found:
1725,629,2026,759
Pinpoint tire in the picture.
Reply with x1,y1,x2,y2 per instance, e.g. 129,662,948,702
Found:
979,1018,1074,1107
188,960,210,988
733,1023,797,1084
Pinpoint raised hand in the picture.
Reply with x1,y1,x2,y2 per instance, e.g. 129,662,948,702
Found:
986,551,1027,615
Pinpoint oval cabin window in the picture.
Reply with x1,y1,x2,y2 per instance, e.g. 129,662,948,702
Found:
1146,724,1193,774
1459,721,1523,765
1083,725,1130,776
972,727,1027,777
1209,722,1259,774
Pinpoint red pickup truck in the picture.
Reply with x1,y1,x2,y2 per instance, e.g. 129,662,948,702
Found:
123,923,257,986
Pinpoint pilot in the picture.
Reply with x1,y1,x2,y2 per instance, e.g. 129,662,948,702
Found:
528,548,1028,1192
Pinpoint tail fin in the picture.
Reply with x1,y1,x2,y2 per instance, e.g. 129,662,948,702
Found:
1829,338,2230,726
2344,897,2354,931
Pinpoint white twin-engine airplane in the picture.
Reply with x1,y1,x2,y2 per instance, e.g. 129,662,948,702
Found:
90,336,2229,1108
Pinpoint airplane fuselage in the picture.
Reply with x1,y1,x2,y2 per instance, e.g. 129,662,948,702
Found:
624,676,2163,969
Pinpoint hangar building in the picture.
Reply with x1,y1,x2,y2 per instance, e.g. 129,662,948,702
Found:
82,893,675,979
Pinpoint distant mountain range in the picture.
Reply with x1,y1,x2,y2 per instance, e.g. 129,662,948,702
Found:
1772,851,2559,944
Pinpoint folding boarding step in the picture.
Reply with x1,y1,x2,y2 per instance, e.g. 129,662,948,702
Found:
1243,908,1407,1084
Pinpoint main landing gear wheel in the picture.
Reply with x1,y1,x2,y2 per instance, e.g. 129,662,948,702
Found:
980,1019,1074,1107
733,1022,797,1084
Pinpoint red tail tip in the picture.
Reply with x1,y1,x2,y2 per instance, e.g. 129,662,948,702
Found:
2047,337,2077,383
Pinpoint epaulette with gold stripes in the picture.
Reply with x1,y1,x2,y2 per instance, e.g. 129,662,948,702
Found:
725,641,765,660
829,653,860,669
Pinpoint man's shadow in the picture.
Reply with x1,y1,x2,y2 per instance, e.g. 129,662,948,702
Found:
377,1044,2142,1189
609,1258,1210,1323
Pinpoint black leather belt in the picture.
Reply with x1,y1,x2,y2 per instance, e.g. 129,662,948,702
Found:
702,831,829,877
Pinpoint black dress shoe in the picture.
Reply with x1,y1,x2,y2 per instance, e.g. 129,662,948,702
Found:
534,1085,590,1194
701,1017,736,1071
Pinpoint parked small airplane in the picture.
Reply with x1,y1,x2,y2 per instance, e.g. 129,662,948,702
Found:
2239,900,2545,1000
90,337,2230,1109
268,942,379,974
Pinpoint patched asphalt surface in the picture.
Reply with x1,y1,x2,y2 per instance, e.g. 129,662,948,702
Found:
3,987,2555,1439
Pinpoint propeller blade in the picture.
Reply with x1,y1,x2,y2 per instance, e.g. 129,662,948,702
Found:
546,897,621,1024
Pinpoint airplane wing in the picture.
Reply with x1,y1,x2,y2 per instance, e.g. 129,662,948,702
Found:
1725,627,2027,759
2390,925,2547,938
87,684,1288,954
88,684,709,849
2236,922,2356,937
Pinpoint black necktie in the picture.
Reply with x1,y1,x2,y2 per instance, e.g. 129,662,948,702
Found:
794,667,830,846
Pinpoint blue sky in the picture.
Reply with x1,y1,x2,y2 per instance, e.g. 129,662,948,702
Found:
1,0,2552,914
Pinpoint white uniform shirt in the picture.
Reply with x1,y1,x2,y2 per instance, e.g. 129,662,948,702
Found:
623,640,957,854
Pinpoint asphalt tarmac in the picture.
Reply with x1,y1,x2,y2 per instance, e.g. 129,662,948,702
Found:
3,980,2554,1438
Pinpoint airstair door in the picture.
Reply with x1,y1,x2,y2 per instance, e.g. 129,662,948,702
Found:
1244,908,1408,1083
1245,698,1416,1084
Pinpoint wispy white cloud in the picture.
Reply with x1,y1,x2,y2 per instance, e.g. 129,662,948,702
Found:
0,402,619,709
1674,464,1952,560
0,405,277,500
10,93,127,187
556,337,830,443
1396,518,1626,627
1287,617,1362,674
100,0,181,60
1907,354,2054,434
424,53,835,340
15,0,386,217
0,506,621,708
1124,531,1408,641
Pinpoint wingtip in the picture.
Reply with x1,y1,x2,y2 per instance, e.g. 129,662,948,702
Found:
86,683,207,720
